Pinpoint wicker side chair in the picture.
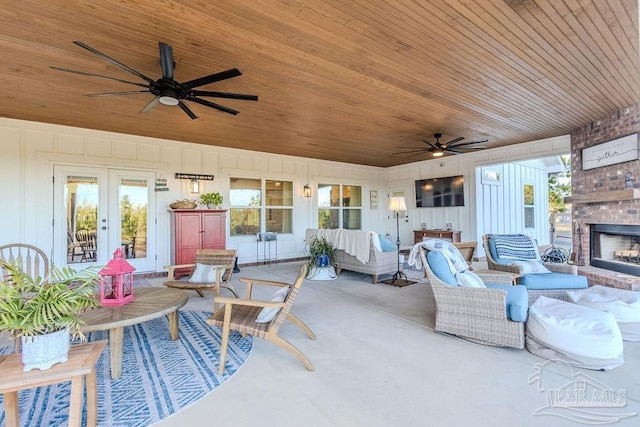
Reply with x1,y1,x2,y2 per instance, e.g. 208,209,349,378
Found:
482,234,585,304
419,248,525,349
0,243,49,280
164,249,238,313
207,264,316,374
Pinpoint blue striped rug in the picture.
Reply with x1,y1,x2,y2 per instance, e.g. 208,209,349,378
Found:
0,311,252,426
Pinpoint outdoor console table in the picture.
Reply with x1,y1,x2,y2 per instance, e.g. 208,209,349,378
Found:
0,340,106,427
79,287,188,379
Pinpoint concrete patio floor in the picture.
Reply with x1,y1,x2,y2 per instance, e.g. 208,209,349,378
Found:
152,261,640,427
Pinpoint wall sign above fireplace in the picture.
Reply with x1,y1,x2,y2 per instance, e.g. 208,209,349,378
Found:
582,133,639,170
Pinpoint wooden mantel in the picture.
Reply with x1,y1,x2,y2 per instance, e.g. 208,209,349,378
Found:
564,189,640,204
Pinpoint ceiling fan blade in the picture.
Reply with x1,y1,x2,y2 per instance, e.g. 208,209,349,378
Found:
178,101,198,119
50,66,149,88
422,140,438,149
140,96,160,113
159,42,174,80
445,136,465,146
73,41,154,83
85,90,150,97
445,150,464,155
190,90,258,101
449,139,489,148
188,96,239,115
182,68,242,89
393,149,430,155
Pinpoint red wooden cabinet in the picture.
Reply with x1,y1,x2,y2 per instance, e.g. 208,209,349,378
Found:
169,209,226,266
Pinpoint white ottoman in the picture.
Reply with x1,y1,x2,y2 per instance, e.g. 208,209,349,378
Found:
567,285,640,341
526,296,623,370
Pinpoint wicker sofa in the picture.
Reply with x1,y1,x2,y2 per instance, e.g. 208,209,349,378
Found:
305,229,397,283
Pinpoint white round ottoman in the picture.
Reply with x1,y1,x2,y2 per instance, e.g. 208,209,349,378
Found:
567,285,640,341
526,296,623,370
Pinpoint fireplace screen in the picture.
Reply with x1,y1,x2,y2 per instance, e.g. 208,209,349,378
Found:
590,224,640,276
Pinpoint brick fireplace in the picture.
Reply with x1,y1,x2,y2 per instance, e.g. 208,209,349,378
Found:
570,103,640,290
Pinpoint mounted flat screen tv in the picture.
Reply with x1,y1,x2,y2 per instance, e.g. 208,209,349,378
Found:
415,175,465,207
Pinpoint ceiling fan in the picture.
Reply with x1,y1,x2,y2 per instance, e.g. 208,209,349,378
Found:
394,133,488,157
51,41,258,119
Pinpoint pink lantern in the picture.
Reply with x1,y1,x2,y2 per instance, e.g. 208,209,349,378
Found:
99,248,136,306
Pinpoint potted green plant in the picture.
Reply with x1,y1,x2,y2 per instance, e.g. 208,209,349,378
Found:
200,192,223,209
0,261,100,371
306,236,335,274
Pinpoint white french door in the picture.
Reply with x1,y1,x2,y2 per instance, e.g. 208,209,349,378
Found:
54,166,157,272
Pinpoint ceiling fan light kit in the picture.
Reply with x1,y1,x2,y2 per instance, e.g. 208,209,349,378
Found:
393,132,488,157
51,41,258,119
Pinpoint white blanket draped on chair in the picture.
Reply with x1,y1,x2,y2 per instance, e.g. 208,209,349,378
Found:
409,239,484,288
305,228,373,264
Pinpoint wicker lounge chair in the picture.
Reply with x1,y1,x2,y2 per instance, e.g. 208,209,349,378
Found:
164,249,238,313
207,264,316,374
419,247,526,349
482,234,587,304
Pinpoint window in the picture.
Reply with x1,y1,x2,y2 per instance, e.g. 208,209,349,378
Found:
317,184,362,229
229,178,293,236
524,184,534,228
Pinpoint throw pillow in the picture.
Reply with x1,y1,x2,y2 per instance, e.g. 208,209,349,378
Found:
509,260,551,274
456,270,486,288
256,286,290,323
379,234,397,252
188,263,225,283
371,233,382,252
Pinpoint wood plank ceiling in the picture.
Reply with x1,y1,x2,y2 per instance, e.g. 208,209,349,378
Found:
0,0,638,167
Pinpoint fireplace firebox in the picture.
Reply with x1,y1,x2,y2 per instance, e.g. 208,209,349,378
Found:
590,224,640,276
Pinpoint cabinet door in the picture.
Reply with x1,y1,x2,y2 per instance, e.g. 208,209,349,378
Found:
202,211,226,249
176,212,203,264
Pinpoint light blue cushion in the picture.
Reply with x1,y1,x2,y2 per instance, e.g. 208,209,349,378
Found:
485,284,528,322
379,234,397,252
427,251,457,286
487,237,511,265
520,272,588,290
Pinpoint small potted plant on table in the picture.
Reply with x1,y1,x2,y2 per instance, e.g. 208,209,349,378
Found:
200,192,223,209
0,261,100,371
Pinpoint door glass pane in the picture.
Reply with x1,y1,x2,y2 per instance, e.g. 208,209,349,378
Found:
119,178,148,259
266,208,292,233
66,175,98,264
342,186,362,207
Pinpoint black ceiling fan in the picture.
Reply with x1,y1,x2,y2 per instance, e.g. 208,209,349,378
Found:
394,133,488,157
51,41,258,119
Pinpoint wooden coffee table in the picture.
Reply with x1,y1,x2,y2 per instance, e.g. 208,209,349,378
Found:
79,287,189,379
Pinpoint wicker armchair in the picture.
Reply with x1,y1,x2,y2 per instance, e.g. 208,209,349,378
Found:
164,249,238,313
207,264,316,374
419,248,525,349
482,234,586,304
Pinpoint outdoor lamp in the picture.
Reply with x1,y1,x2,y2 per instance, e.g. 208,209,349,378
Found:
189,179,200,194
388,196,407,282
303,184,311,198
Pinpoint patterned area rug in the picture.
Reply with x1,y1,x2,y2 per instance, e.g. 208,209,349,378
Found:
0,311,252,426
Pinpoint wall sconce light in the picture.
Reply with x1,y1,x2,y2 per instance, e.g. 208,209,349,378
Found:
189,179,200,194
303,184,311,198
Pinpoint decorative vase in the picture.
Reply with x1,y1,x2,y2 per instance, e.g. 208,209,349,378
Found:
316,254,329,267
207,204,214,209
21,328,70,372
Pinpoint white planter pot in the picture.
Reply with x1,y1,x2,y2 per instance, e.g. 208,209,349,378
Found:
21,328,71,372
